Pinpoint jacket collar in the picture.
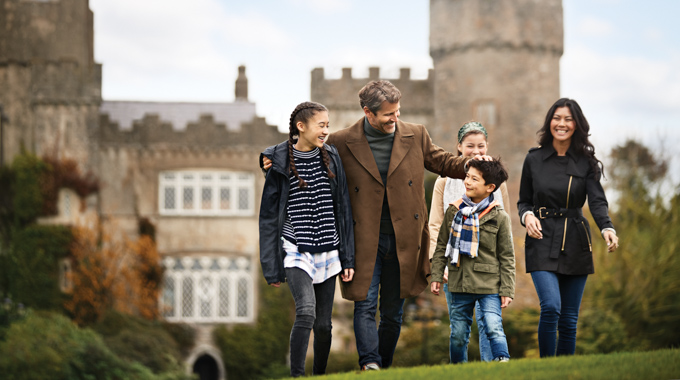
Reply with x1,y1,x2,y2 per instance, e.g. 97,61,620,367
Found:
539,143,581,164
344,117,415,185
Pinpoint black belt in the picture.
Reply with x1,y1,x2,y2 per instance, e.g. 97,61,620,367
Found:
535,207,583,219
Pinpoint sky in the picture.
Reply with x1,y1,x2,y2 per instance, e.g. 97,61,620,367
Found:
89,0,680,180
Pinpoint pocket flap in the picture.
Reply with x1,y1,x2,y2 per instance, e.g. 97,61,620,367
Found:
473,262,499,274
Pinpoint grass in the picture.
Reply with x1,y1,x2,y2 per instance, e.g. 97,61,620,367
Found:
290,349,680,379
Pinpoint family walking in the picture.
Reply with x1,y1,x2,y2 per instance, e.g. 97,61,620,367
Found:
259,80,619,377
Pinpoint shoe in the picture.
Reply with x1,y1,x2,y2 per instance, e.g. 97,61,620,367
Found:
494,357,510,362
362,363,380,371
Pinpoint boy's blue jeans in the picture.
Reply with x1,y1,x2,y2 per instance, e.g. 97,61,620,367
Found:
444,284,493,361
531,271,588,357
447,292,510,363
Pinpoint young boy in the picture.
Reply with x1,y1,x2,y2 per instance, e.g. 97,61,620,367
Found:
430,158,515,363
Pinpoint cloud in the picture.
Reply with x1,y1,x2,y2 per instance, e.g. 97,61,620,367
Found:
577,16,616,38
286,0,351,14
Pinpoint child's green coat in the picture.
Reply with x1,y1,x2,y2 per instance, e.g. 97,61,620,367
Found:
431,202,516,298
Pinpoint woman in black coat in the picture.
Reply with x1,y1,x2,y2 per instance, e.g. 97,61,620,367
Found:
518,98,619,357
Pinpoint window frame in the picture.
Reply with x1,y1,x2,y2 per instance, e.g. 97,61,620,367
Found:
159,170,255,216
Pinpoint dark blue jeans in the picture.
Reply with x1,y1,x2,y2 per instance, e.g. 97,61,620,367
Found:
286,267,337,377
353,233,404,369
531,271,588,357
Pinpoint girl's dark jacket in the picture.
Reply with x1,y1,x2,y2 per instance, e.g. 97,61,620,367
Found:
517,144,614,275
259,141,355,285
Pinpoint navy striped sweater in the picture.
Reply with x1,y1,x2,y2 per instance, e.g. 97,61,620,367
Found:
282,147,340,253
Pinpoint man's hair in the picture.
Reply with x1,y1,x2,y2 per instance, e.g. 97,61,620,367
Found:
358,80,402,114
466,157,509,190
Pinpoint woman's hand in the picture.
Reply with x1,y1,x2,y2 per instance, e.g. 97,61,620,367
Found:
525,213,543,239
341,268,354,282
604,230,619,252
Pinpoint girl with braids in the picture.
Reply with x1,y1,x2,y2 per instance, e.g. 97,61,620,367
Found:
518,98,619,357
259,101,355,377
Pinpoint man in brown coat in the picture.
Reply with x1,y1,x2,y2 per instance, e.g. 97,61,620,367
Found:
262,80,483,370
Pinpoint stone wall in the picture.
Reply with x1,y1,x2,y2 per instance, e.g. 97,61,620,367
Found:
311,67,434,133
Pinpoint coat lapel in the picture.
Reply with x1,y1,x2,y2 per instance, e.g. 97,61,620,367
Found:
387,121,414,178
345,118,383,185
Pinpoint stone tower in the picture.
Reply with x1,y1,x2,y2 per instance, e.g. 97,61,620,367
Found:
0,0,102,168
429,0,563,205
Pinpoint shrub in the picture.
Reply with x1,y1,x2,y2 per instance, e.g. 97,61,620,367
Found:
0,311,155,380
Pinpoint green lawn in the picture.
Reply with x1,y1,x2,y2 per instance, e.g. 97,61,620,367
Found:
305,349,680,380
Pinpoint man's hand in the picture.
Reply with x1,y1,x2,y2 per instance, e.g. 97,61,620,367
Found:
501,296,512,308
431,281,441,296
472,154,493,161
341,268,354,282
262,156,272,170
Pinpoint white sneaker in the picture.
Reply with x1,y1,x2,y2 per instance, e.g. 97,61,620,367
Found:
362,363,380,371
494,357,510,362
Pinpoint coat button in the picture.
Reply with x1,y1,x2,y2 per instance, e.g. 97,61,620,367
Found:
354,187,359,192
414,213,419,219
409,180,413,186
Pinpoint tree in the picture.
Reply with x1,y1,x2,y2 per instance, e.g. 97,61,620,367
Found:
580,139,680,350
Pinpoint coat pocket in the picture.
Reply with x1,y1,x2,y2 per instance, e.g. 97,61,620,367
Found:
473,262,499,274
577,218,593,252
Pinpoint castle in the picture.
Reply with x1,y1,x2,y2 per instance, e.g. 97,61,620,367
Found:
0,0,562,378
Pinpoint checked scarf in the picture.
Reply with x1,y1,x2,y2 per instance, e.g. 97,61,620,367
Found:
445,193,495,265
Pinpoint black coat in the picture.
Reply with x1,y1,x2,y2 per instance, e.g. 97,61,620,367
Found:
259,142,355,285
517,145,614,275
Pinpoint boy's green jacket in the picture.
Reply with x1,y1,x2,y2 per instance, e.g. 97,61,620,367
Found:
431,202,516,298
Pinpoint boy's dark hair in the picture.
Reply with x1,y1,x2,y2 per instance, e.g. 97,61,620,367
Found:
466,157,508,190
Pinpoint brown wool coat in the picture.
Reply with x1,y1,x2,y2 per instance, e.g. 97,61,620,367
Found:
328,118,467,301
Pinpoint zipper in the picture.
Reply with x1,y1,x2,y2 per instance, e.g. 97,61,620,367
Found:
561,176,573,251
580,221,592,252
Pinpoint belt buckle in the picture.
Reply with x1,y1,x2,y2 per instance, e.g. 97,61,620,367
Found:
538,207,547,219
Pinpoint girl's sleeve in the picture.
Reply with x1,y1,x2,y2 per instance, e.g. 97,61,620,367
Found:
336,156,355,269
428,177,446,260
259,170,284,284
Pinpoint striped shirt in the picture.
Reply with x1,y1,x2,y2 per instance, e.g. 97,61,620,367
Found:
282,237,341,284
282,146,340,253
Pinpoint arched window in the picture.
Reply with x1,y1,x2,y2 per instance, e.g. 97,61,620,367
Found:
160,256,254,323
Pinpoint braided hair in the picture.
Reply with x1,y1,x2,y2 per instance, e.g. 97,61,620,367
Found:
288,101,336,188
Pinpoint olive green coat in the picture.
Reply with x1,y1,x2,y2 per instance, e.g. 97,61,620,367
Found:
431,202,516,298
328,118,467,301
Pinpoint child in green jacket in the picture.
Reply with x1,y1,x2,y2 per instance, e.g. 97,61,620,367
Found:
431,158,515,363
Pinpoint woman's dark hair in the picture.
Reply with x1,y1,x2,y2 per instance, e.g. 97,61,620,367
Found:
288,101,335,188
537,98,604,177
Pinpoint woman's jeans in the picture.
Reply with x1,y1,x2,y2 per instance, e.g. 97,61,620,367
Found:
353,233,404,369
444,283,493,361
531,271,588,357
447,292,510,363
285,267,337,377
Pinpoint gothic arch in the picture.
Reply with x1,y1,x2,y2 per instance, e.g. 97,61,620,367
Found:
187,345,226,380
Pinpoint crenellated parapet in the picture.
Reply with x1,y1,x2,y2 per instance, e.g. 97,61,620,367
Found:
99,113,286,149
311,66,434,113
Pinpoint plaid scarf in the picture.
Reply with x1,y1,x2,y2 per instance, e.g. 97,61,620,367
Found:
445,193,495,265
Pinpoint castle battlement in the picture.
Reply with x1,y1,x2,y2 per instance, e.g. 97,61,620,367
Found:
311,66,434,114
99,113,285,149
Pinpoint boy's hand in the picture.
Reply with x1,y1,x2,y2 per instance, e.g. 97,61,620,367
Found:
500,296,512,308
270,282,281,288
431,282,441,296
341,268,354,282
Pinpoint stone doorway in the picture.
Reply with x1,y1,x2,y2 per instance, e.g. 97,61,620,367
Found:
192,354,219,380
